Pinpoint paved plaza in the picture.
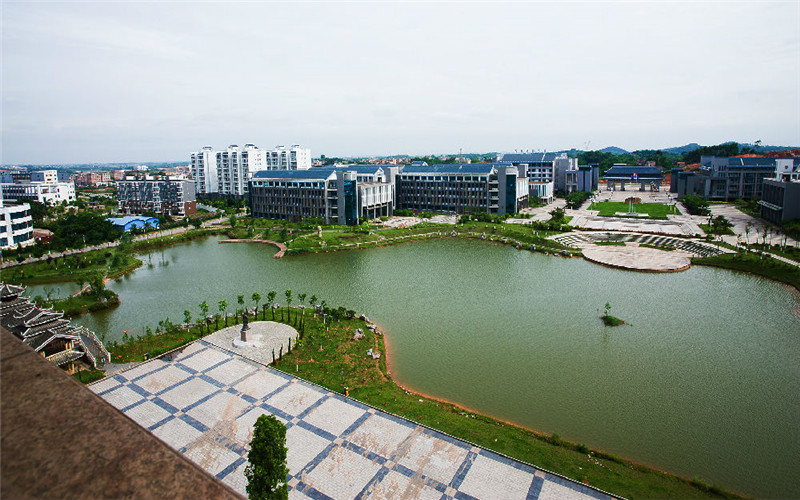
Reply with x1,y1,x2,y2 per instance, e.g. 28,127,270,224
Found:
91,340,616,500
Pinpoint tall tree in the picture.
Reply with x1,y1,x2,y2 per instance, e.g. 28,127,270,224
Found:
245,414,289,500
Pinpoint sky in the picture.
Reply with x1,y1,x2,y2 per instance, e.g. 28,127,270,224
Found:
2,1,799,165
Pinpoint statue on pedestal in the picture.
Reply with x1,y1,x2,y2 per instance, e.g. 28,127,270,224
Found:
241,311,249,342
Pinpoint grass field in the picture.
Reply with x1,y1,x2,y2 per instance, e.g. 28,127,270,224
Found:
589,202,679,219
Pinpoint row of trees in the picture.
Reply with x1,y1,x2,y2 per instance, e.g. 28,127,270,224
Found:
192,290,321,334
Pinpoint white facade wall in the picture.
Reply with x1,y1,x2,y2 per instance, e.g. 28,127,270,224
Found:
0,182,75,205
266,145,312,170
0,202,34,249
359,183,393,208
191,146,218,194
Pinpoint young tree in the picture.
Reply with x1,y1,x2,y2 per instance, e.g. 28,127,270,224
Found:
309,295,317,317
219,299,228,326
245,414,289,500
267,291,277,320
183,310,192,326
199,301,209,333
252,292,262,319
284,289,293,324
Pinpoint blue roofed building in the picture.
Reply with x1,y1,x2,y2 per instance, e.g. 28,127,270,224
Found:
106,216,160,232
603,164,664,192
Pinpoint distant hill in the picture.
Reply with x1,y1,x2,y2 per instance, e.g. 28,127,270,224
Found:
597,146,629,155
661,143,701,155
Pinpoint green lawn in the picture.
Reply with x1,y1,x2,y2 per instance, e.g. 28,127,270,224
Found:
589,202,680,219
693,252,800,292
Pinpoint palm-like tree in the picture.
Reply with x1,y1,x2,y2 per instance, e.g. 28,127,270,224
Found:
252,292,261,319
237,295,245,323
219,299,228,326
285,289,293,323
199,301,209,333
267,291,277,320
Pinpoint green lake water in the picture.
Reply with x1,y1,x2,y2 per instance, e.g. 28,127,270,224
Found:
26,235,800,498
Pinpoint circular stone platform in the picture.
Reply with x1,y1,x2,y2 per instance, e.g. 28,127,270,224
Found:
203,321,298,365
582,244,691,272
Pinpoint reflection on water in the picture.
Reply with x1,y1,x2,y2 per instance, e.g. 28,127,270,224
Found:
27,235,800,498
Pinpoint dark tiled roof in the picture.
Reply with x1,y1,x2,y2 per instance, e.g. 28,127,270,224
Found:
400,164,495,175
1,283,25,300
497,153,558,163
252,169,335,180
728,158,778,167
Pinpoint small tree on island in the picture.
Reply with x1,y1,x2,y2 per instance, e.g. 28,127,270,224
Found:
245,414,289,500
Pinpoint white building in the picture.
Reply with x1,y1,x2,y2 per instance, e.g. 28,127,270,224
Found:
0,200,34,250
266,145,312,170
191,146,218,195
1,169,76,205
496,152,578,200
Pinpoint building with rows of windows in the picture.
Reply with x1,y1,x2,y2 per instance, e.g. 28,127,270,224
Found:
0,201,34,250
249,166,395,225
248,163,529,225
116,176,196,217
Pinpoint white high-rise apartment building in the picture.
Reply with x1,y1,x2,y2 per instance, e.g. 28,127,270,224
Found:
191,146,218,195
215,144,267,196
266,145,312,170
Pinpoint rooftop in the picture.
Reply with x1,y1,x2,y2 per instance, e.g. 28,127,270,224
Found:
0,329,243,500
400,163,496,175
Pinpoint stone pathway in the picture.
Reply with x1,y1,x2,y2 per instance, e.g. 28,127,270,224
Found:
90,340,618,500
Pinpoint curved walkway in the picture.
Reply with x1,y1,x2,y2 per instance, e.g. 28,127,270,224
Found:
218,239,286,258
91,340,619,500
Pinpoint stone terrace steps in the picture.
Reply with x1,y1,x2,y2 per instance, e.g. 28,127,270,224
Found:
551,232,724,257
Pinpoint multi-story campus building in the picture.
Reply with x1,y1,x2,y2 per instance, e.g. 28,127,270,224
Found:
0,201,34,250
116,176,196,217
249,167,394,225
496,152,576,200
249,163,529,225
265,145,312,170
0,169,76,205
759,178,800,224
566,164,600,194
397,163,528,215
671,156,800,201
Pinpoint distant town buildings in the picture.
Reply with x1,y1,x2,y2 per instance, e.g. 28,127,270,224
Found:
496,152,599,200
0,169,76,205
0,201,34,250
116,175,196,217
74,170,125,187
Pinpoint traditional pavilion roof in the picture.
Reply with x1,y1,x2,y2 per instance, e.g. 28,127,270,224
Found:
1,283,25,301
603,165,664,179
0,283,110,368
